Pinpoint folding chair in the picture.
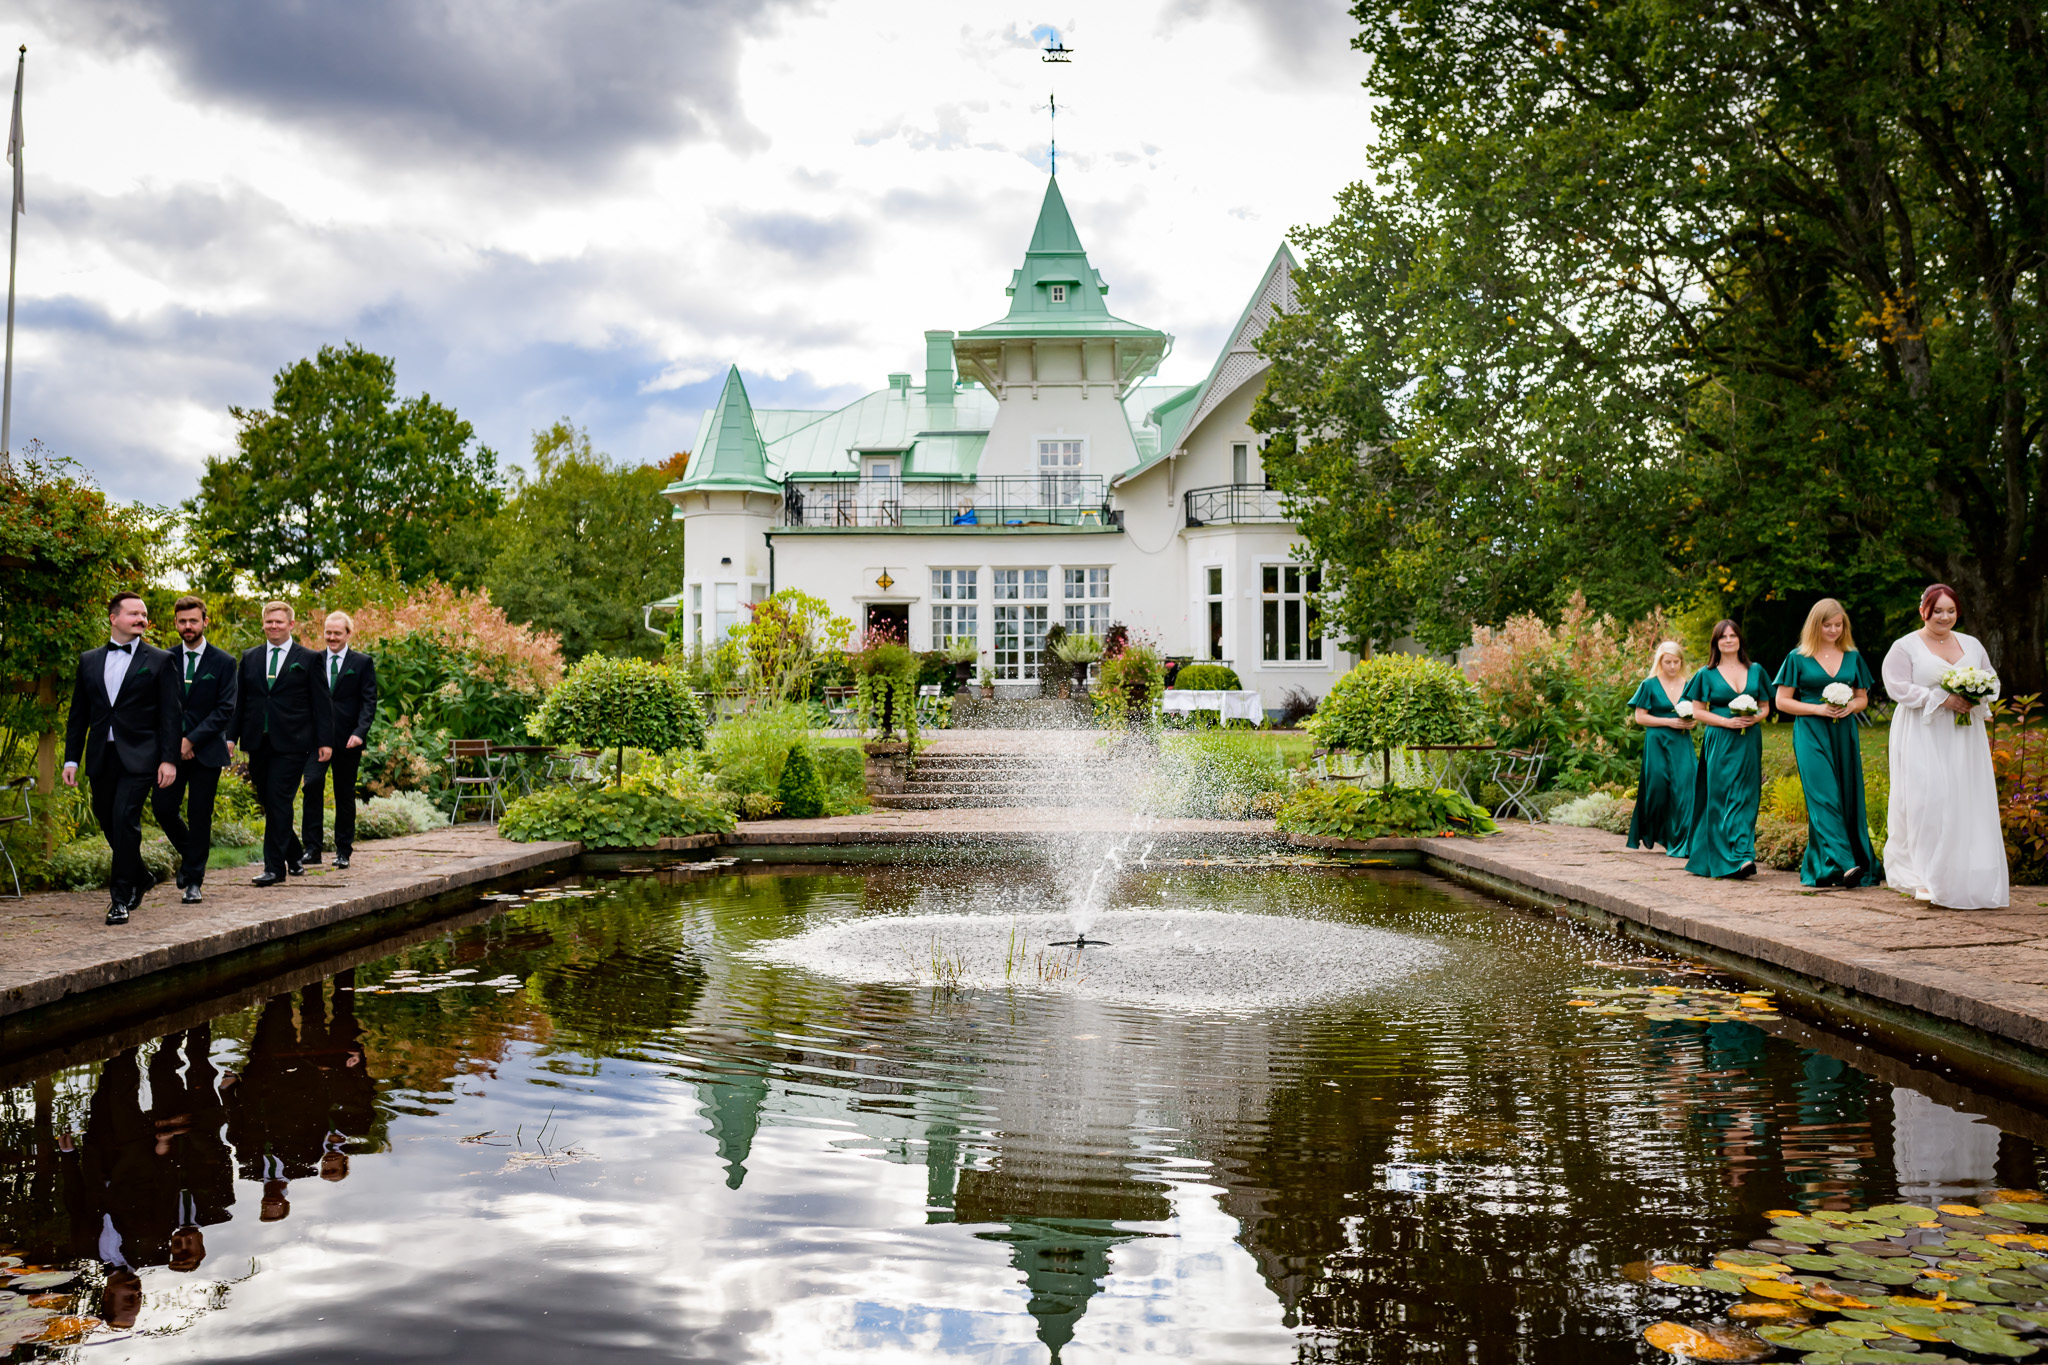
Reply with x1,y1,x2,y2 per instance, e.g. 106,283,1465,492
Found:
0,776,33,900
447,740,507,824
1488,746,1548,822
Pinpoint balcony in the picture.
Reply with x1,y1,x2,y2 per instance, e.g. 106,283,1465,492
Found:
782,475,1120,530
1182,482,1289,527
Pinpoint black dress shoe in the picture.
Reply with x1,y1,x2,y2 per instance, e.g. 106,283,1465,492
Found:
173,868,190,890
287,862,305,877
105,901,130,926
1730,861,1758,879
183,885,204,904
334,854,350,870
304,851,322,865
251,872,284,887
1842,865,1862,885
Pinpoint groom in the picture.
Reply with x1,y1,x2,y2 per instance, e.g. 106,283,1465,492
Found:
62,592,180,925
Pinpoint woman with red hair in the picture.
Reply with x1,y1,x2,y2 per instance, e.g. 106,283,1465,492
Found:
1880,584,2008,909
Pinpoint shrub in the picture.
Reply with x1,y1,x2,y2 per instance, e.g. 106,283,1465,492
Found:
360,715,451,800
1552,791,1623,828
1276,686,1319,728
706,702,812,796
852,633,921,743
498,781,734,848
1092,642,1165,730
814,745,867,815
528,655,706,782
1307,654,1486,776
1756,813,1807,871
355,791,443,840
1144,732,1289,818
1276,783,1498,840
739,792,782,821
1764,772,1807,826
1040,623,1073,695
1467,593,1666,790
776,745,825,818
1993,697,2048,884
1173,662,1242,691
44,835,178,891
727,589,852,703
211,821,259,849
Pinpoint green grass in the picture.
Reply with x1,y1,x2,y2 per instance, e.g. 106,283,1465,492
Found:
1759,717,1891,785
207,845,264,870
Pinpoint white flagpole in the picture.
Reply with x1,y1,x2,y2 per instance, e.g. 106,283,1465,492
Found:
2,45,22,474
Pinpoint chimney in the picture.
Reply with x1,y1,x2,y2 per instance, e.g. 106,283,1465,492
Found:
923,330,955,423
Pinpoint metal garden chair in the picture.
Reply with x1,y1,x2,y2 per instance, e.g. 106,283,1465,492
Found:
0,776,32,899
1488,746,1548,823
446,741,507,825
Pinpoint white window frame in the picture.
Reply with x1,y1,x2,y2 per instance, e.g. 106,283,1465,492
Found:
931,568,979,651
1049,284,1067,304
992,568,1050,680
1062,566,1110,638
1203,565,1225,661
1036,438,1087,507
714,582,739,642
689,583,704,647
1260,563,1324,665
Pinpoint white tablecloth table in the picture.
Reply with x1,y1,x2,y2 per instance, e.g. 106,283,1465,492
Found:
1160,688,1265,722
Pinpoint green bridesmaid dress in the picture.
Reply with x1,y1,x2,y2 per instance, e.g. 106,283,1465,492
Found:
1771,649,1880,887
1624,677,1696,856
1682,662,1766,878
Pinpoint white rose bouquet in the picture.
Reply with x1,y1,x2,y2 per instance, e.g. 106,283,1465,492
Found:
1673,699,1696,721
1939,664,1997,727
1727,693,1760,718
1821,681,1853,721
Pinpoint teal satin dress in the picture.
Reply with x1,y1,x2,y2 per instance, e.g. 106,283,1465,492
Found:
1682,663,1766,878
1625,677,1696,856
1772,650,1880,887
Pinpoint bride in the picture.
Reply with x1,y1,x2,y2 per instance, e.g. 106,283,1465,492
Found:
1881,583,2009,909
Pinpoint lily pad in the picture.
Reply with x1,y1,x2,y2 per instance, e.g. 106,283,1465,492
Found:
1987,1203,2048,1226
1869,1205,1941,1222
1717,1251,1786,1268
1729,1301,1813,1322
6,1273,74,1291
1643,1321,1772,1360
1934,1320,2040,1356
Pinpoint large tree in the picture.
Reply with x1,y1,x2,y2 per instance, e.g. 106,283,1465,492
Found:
483,422,687,660
1257,0,2047,688
186,343,504,589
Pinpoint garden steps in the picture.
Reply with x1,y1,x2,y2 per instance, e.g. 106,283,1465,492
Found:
870,745,1129,809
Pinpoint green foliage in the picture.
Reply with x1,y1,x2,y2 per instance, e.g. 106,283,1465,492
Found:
498,781,734,849
482,421,687,661
1092,643,1165,729
1552,790,1637,835
186,342,504,588
0,451,161,751
725,588,852,702
528,656,706,780
775,745,825,819
1144,732,1290,819
1257,0,2048,691
1308,654,1485,755
1276,783,1499,840
705,703,812,796
359,715,452,801
1040,623,1073,694
373,630,538,743
44,834,179,891
354,791,443,840
1172,662,1242,691
1468,598,1660,790
853,639,920,743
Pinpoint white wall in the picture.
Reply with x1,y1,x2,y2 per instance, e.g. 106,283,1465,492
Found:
977,341,1144,481
675,490,776,648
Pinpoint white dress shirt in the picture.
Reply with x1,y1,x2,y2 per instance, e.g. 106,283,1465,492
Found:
326,646,348,684
103,637,136,704
182,640,207,681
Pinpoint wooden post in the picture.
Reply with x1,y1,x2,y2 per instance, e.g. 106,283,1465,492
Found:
34,672,55,794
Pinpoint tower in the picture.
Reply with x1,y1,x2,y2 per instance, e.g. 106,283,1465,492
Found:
664,366,779,648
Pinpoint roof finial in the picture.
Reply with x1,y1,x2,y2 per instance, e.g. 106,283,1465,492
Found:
1037,32,1072,176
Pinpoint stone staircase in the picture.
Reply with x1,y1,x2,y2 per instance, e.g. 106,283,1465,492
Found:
871,742,1133,810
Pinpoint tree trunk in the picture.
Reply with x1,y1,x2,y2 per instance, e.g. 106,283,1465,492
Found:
1948,556,2047,698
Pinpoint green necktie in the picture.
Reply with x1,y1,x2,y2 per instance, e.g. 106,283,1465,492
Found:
184,651,197,686
330,652,341,684
265,646,280,736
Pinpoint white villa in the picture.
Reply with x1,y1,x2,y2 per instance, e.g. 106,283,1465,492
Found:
661,175,1353,705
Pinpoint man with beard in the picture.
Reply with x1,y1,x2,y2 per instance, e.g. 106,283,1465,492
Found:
152,597,239,905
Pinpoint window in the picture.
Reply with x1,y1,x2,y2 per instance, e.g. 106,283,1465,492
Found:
932,569,978,650
1232,442,1249,484
1037,439,1085,506
690,584,704,647
1049,284,1067,304
1261,564,1322,663
992,568,1049,680
715,582,738,642
865,457,898,482
1205,566,1225,661
1062,566,1110,637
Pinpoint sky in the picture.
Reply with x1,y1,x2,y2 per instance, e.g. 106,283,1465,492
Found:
2,0,1376,508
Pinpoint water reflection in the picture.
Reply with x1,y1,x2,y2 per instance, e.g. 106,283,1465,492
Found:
0,864,2040,1362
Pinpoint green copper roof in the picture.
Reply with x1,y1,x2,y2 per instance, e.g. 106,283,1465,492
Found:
956,178,1168,344
671,366,779,493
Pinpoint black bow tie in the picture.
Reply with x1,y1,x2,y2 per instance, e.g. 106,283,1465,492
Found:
110,642,134,654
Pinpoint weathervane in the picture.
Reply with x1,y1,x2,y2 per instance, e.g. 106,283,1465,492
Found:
1041,39,1072,63
1038,35,1072,176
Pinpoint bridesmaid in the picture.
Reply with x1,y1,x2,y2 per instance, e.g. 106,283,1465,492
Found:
1626,640,1697,855
1771,598,1879,888
1683,619,1771,879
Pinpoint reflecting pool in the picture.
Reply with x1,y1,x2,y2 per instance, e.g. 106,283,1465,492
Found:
0,861,2043,1363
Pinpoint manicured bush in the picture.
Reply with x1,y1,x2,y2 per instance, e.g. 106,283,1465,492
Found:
1276,783,1498,840
528,655,706,783
776,745,825,818
1308,653,1486,778
1172,662,1242,691
498,781,733,849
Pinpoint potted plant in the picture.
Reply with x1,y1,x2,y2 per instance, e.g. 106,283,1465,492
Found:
853,627,920,792
1052,633,1103,698
944,638,979,694
978,668,995,700
1040,623,1072,699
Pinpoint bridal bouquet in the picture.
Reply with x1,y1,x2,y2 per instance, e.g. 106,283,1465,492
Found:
1821,681,1853,721
1940,663,1997,727
1673,699,1696,721
1727,693,1760,718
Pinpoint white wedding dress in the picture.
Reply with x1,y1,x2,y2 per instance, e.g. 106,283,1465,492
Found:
1881,631,2008,909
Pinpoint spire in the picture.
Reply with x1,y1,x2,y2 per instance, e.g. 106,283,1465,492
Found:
1025,175,1085,256
679,365,778,492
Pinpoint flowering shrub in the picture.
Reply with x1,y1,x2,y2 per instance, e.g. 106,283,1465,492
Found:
1466,592,1668,789
1993,696,2048,885
340,581,564,692
1092,640,1165,730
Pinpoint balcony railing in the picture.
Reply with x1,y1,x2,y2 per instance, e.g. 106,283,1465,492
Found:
783,475,1119,529
1183,482,1289,527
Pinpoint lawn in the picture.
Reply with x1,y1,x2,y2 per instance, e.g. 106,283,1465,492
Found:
1760,716,1890,784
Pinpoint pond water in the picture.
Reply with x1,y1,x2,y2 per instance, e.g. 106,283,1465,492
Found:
0,859,2044,1364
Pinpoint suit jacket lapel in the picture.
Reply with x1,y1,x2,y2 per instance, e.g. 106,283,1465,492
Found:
112,643,151,705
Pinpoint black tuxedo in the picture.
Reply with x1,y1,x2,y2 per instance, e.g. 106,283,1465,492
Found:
63,640,178,903
234,641,334,876
303,649,377,858
153,642,239,888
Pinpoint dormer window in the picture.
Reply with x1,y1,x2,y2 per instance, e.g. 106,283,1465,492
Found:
1049,284,1067,304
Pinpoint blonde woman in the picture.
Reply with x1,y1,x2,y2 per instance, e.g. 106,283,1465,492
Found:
1770,599,1878,887
1626,641,1696,856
